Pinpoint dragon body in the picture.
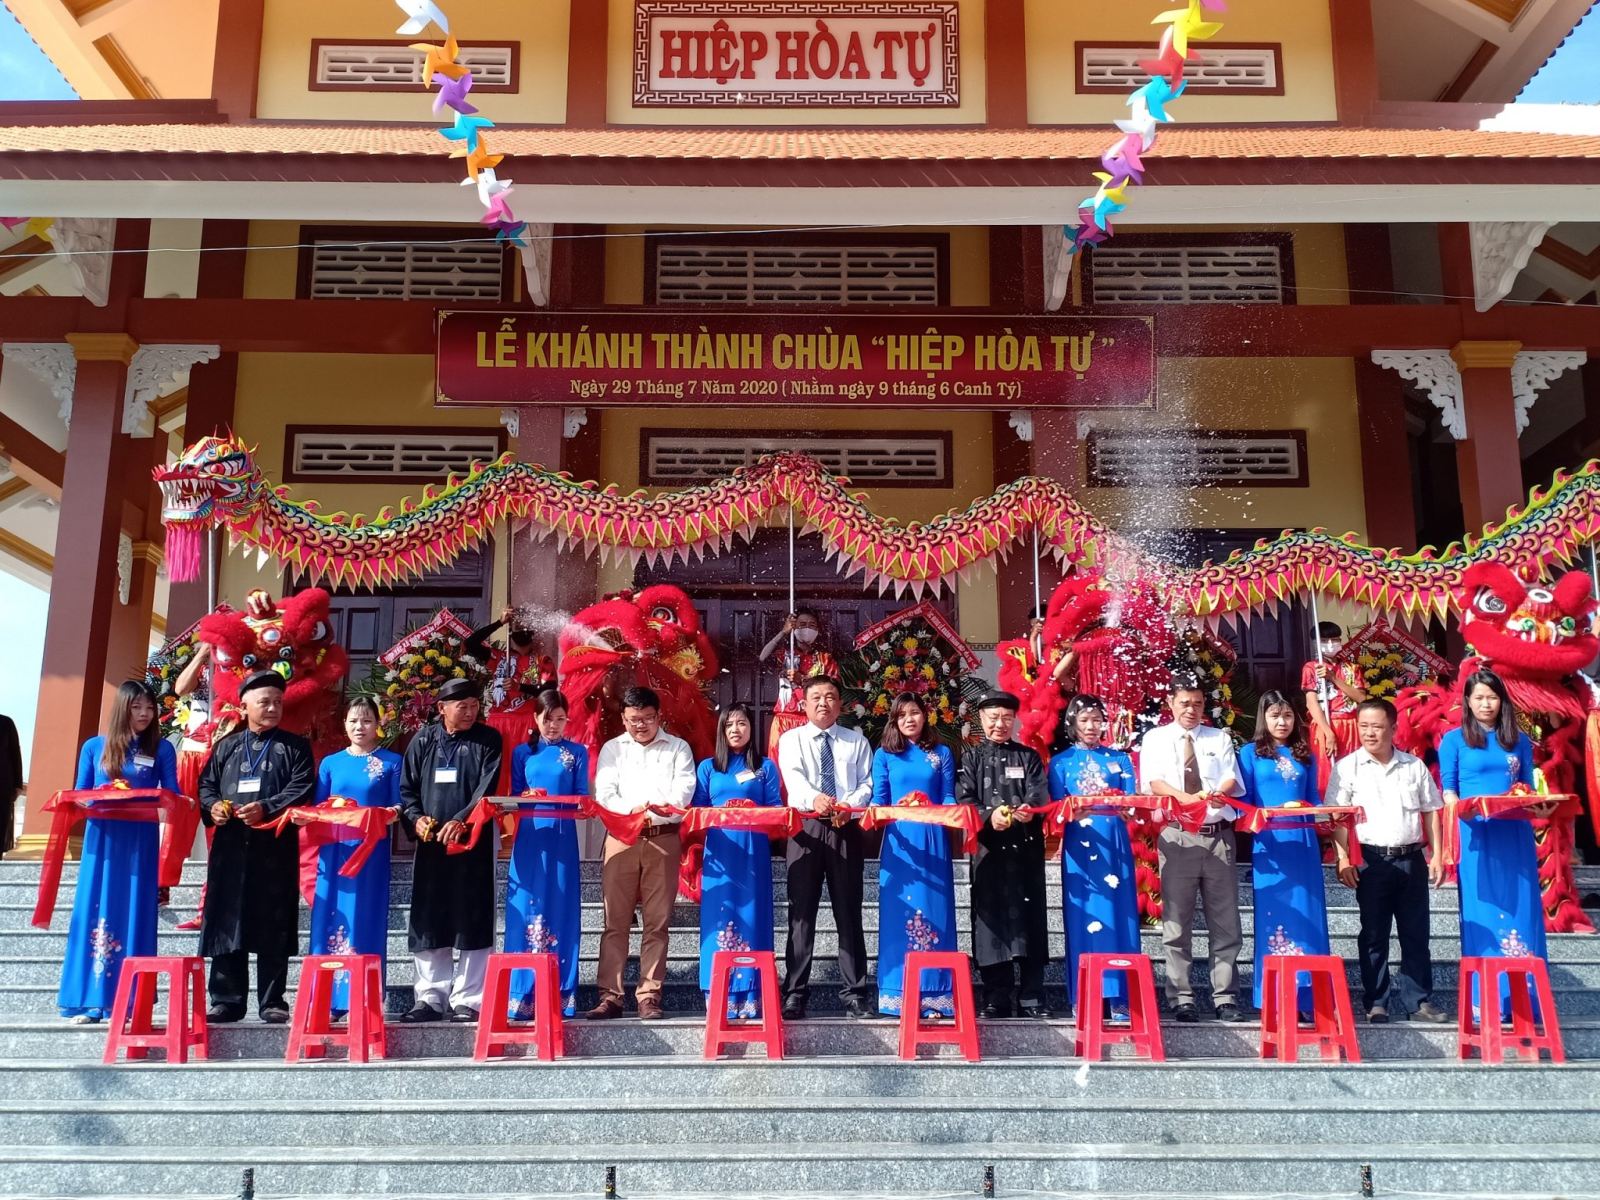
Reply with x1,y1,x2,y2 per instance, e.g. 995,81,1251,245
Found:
1396,564,1598,935
156,436,1600,620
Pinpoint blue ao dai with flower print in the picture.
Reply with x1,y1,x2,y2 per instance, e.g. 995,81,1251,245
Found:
1048,745,1141,1007
311,747,401,1013
58,737,178,1019
1240,744,1330,1008
872,742,958,1016
1440,725,1542,1008
694,756,782,1018
507,738,589,1017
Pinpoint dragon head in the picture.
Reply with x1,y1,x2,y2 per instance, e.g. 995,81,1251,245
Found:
153,434,265,582
198,587,349,737
1460,563,1598,680
558,585,719,768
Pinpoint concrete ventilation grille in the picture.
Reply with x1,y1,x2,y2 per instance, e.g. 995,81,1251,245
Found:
1089,244,1285,305
308,240,504,301
315,44,513,87
292,432,503,479
1089,433,1303,488
1081,46,1278,90
654,243,941,306
646,435,946,484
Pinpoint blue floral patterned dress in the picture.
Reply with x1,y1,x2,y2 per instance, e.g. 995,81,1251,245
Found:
1240,744,1330,1009
58,737,178,1019
1440,725,1542,1011
311,747,401,1013
1049,745,1141,1007
872,743,958,1016
506,737,589,1018
694,756,783,1018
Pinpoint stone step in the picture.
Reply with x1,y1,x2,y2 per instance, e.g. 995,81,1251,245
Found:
0,1139,1594,1197
0,899,1484,938
3,1016,1599,1064
8,1091,1598,1148
19,924,1599,962
6,1056,1594,1104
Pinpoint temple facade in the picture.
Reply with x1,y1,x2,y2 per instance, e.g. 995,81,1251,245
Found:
1,0,1598,850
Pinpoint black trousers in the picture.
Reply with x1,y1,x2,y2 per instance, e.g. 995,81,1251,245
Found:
1355,848,1433,1014
979,959,1046,1014
209,950,290,1015
783,818,869,1003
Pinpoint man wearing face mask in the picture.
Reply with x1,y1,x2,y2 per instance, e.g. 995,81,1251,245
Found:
467,606,557,792
1303,621,1366,785
761,608,840,759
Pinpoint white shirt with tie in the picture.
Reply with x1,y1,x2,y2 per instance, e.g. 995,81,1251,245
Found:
1137,721,1244,823
777,721,874,813
593,730,697,827
1325,745,1443,848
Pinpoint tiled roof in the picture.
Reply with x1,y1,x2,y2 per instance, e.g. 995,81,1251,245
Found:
0,122,1595,161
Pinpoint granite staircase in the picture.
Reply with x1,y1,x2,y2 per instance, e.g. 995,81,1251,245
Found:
0,854,1597,1198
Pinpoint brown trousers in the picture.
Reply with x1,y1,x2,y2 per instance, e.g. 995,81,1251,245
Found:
597,829,680,1004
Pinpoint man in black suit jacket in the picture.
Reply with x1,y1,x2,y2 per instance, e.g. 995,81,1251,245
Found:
0,713,21,860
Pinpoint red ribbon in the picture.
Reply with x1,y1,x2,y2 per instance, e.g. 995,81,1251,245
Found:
32,788,194,929
858,794,983,854
1238,803,1366,868
1440,791,1582,868
266,798,398,880
443,794,651,854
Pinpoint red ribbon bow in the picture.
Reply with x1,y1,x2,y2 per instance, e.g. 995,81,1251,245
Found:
32,788,194,929
266,798,398,880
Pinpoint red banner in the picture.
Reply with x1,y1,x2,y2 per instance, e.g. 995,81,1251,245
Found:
436,311,1156,411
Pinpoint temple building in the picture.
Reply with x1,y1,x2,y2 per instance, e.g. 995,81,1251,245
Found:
1,0,1599,852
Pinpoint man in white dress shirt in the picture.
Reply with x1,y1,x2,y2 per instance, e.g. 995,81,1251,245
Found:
586,685,696,1021
1139,674,1247,1023
1327,697,1448,1024
776,676,875,1020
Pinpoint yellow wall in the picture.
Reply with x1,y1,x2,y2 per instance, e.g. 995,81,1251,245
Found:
603,225,992,307
1079,356,1367,541
217,351,510,615
608,0,988,125
257,0,569,122
1026,0,1337,124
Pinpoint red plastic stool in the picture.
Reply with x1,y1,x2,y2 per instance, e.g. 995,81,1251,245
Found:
1074,953,1165,1062
897,950,980,1062
1259,954,1361,1063
1458,956,1565,1063
475,952,565,1061
704,950,783,1060
103,955,209,1064
285,955,387,1063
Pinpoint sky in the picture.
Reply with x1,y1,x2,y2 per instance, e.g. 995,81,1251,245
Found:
0,7,75,101
1520,4,1600,104
0,574,48,773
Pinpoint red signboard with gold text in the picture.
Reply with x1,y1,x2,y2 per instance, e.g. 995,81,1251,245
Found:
435,311,1156,411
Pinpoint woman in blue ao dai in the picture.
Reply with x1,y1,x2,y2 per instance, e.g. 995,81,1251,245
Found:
872,691,958,1017
694,702,782,1017
1440,669,1543,1011
1239,691,1330,1010
60,681,178,1023
506,689,589,1018
1048,694,1140,1013
310,696,401,1015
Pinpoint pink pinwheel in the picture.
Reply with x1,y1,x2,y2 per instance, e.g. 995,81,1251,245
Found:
432,71,477,115
1101,135,1148,185
481,191,516,224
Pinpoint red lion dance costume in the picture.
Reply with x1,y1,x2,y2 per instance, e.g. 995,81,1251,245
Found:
159,588,349,903
1397,564,1598,935
557,585,720,771
996,572,1178,921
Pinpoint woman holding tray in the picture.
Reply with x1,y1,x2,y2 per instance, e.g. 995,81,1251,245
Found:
1049,693,1141,1017
694,702,783,1018
506,688,589,1019
59,680,178,1023
871,691,958,1018
310,695,401,1017
1240,691,1331,1012
1440,669,1543,1012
